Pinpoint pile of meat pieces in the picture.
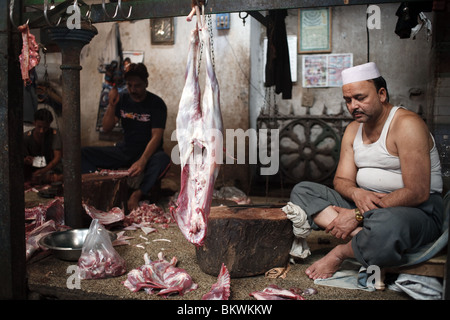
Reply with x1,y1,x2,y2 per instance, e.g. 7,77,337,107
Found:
123,252,198,297
25,197,68,260
77,219,127,280
123,202,175,230
123,253,231,300
122,253,317,300
25,186,173,257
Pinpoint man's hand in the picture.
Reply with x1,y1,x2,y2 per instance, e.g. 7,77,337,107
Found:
351,188,387,213
24,156,34,166
128,158,146,177
325,206,360,240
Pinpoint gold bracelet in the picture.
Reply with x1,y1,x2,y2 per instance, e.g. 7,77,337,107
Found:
355,208,364,222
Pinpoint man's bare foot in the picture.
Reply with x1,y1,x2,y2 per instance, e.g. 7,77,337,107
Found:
305,244,350,280
128,189,143,212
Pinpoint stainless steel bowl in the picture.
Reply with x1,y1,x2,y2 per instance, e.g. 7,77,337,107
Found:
39,228,117,261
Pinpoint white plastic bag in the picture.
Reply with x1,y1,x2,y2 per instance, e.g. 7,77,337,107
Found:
78,219,126,279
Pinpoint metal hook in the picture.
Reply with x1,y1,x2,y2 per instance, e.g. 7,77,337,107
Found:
239,12,249,26
9,0,18,29
117,0,132,19
44,0,62,26
85,4,92,19
102,0,119,19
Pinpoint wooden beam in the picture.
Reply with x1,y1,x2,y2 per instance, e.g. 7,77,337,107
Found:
22,0,432,28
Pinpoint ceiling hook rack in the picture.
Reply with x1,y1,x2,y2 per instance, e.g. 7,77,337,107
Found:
117,0,132,19
102,0,119,19
44,0,62,26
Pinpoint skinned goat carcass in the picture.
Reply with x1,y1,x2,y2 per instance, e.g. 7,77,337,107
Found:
171,10,223,247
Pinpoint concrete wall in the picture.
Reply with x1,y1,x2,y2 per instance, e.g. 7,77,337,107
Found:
250,4,434,131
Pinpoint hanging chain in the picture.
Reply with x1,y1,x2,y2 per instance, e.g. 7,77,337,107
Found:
197,36,203,75
42,45,49,86
197,13,215,74
207,14,215,70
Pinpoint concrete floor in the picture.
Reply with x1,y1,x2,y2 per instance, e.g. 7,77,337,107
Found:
26,194,414,301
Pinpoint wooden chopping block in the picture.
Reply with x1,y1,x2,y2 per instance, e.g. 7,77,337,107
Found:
81,173,128,211
195,206,294,278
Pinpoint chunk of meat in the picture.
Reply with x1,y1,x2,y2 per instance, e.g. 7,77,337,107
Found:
26,220,59,260
202,263,230,300
123,252,198,297
171,9,223,247
250,285,305,300
82,204,125,225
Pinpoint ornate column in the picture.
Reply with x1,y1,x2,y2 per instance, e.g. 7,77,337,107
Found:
46,21,97,228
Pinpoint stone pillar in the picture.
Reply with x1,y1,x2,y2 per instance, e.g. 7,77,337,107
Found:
46,21,97,228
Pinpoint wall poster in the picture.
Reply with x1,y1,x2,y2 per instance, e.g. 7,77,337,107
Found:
302,53,353,88
298,8,332,54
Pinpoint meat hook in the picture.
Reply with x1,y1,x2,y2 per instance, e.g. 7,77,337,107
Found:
187,0,207,22
117,0,132,19
43,0,62,27
9,0,29,29
102,0,119,19
9,0,18,29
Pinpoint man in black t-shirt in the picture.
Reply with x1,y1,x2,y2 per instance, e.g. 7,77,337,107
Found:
82,63,170,211
23,108,63,185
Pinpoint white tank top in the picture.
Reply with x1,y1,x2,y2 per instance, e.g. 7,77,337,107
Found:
353,106,443,194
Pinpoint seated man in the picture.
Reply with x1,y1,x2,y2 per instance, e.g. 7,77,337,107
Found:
81,63,170,211
290,62,444,280
23,108,63,185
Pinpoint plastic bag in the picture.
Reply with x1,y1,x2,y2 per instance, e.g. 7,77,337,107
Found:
78,219,126,279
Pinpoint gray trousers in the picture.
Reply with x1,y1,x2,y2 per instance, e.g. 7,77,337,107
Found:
290,181,444,268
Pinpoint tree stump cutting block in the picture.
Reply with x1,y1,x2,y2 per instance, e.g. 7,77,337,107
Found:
196,206,294,278
81,172,128,212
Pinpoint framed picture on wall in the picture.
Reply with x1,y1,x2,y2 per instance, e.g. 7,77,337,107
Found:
298,8,332,53
151,17,175,44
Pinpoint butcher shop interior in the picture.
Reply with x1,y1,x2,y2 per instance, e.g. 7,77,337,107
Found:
1,0,450,305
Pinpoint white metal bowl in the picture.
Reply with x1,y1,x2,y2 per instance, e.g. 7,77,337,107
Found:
39,228,117,261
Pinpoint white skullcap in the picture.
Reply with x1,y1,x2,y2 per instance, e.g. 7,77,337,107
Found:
341,62,381,85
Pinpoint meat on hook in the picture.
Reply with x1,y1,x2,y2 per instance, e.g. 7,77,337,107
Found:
171,7,223,246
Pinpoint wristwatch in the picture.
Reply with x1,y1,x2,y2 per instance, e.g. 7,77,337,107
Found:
355,208,364,222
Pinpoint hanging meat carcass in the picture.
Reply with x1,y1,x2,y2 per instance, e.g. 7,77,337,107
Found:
18,23,40,85
171,9,223,247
